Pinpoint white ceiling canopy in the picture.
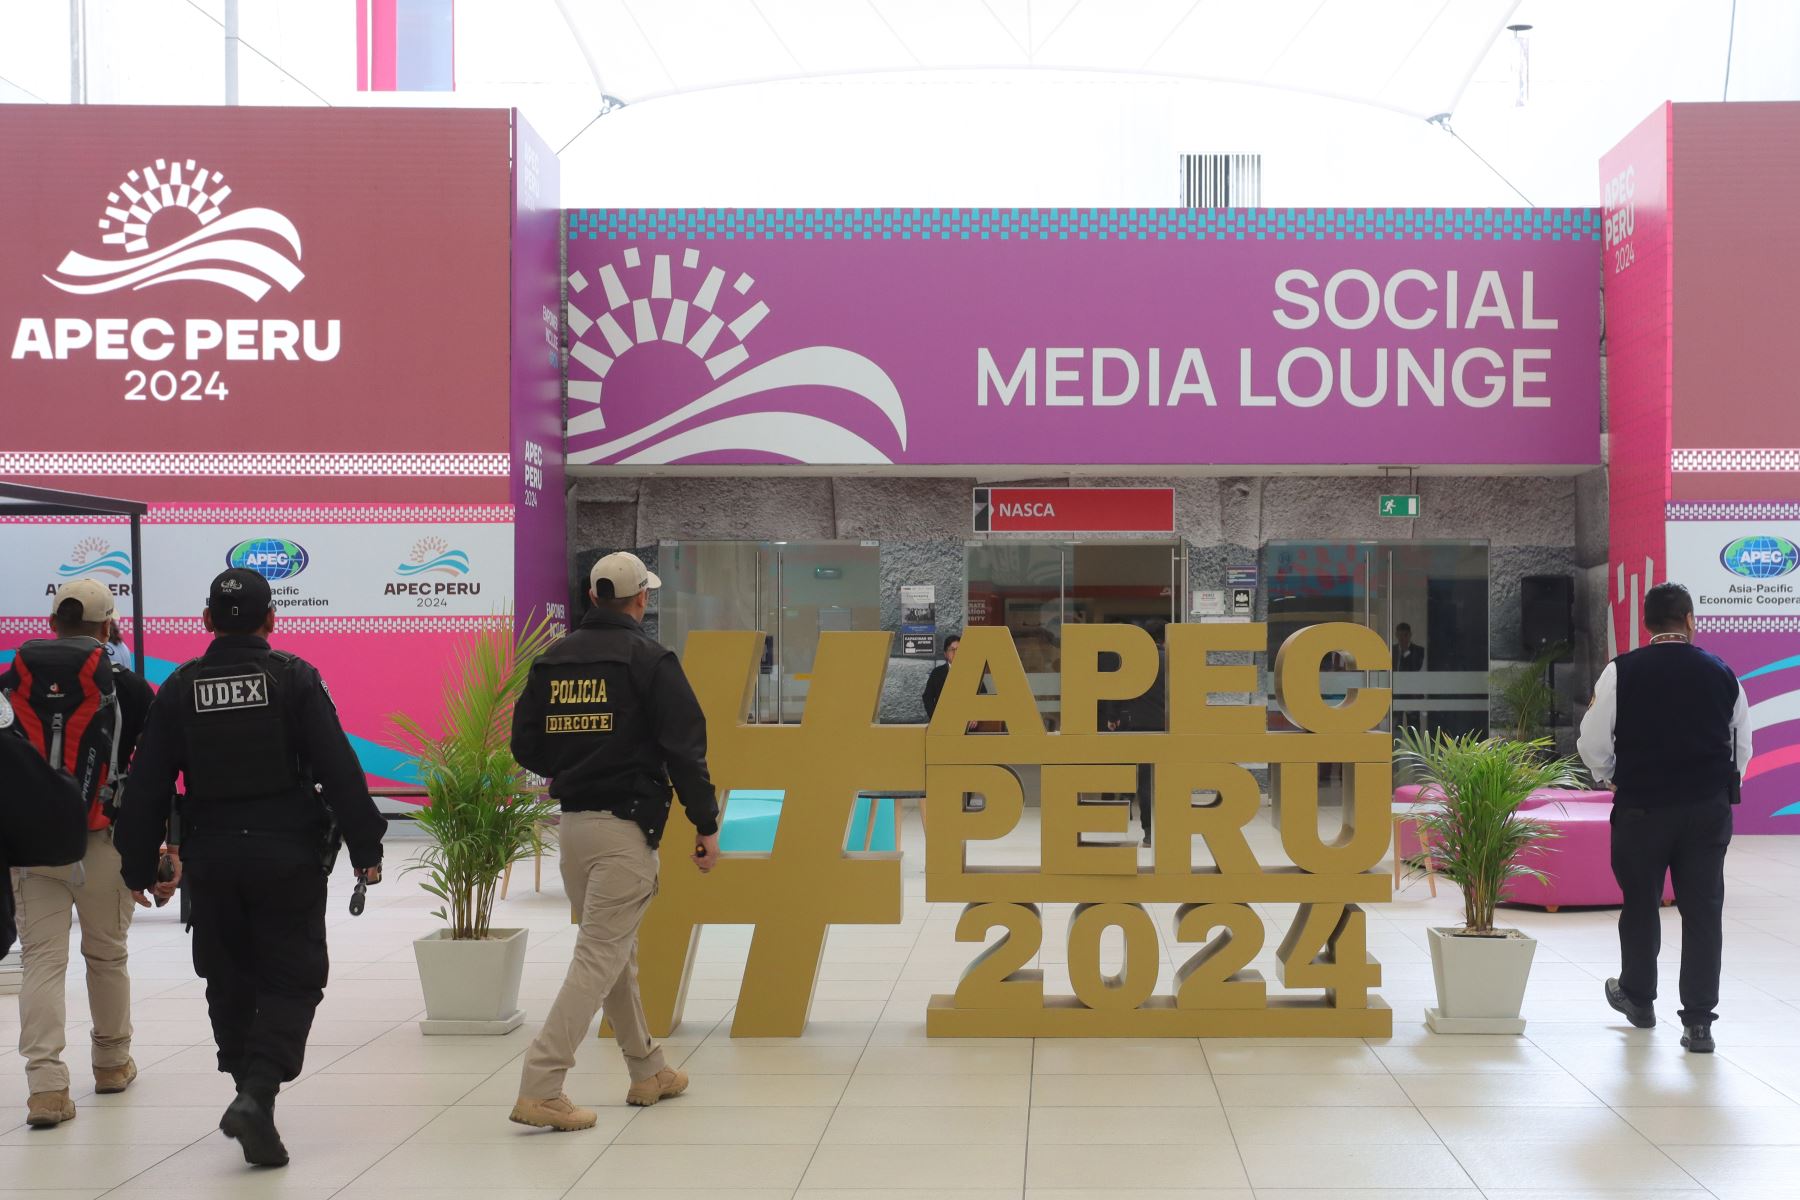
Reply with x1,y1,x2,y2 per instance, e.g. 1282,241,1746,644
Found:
554,0,1521,122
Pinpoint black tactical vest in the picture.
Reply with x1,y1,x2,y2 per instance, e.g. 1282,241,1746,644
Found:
173,650,309,808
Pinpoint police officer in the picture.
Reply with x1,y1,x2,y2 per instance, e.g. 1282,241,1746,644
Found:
507,552,720,1132
117,569,386,1166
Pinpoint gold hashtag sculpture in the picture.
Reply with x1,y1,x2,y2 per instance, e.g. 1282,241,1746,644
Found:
634,630,924,1037
629,620,1391,1040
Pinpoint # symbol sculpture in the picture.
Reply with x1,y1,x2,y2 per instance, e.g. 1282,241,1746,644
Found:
635,621,1392,1039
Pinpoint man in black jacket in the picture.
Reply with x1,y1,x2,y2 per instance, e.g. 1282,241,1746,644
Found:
118,569,385,1166
921,634,960,720
1126,622,1169,847
1579,582,1751,1053
508,552,720,1132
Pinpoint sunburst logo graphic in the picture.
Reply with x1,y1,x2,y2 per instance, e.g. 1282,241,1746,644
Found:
564,245,907,466
396,536,471,577
44,158,304,302
57,536,132,578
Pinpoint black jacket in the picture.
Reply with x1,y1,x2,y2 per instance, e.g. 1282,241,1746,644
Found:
922,663,950,719
511,608,719,845
1099,645,1168,732
116,635,386,890
0,645,152,952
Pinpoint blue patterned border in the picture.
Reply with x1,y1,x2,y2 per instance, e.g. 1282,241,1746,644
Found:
568,208,1600,243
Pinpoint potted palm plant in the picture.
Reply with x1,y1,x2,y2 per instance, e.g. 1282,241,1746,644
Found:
1491,642,1568,742
393,614,560,1035
1395,727,1583,1034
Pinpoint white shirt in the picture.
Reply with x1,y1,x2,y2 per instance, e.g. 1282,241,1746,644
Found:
1577,653,1753,785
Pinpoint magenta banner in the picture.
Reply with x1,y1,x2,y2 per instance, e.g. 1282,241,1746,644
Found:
509,114,568,636
563,209,1601,469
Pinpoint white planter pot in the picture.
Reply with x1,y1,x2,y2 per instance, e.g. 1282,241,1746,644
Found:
1425,925,1538,1035
413,927,528,1036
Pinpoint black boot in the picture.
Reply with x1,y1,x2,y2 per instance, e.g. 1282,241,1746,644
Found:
221,1090,289,1167
1681,1023,1716,1053
1605,978,1656,1029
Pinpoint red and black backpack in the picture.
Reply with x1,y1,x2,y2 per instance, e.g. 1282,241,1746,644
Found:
0,637,120,867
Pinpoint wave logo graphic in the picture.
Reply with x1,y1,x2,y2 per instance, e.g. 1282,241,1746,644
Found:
44,158,304,302
57,536,131,578
396,537,470,577
1721,535,1800,580
563,245,906,466
228,537,310,581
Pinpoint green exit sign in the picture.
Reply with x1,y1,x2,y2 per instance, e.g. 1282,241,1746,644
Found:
1379,494,1421,518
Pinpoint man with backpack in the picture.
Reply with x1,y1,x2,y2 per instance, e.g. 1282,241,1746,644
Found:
116,568,385,1168
1,579,155,1128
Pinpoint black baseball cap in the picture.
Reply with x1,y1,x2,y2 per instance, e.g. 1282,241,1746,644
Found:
207,568,273,632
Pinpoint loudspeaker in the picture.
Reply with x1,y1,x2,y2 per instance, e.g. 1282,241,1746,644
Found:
1521,575,1574,662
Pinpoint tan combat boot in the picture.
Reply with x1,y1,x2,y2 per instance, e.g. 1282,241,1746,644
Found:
26,1090,76,1128
509,1093,599,1131
626,1067,689,1107
94,1058,138,1095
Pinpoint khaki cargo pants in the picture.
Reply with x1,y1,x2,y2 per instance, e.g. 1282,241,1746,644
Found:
519,811,666,1100
11,829,135,1094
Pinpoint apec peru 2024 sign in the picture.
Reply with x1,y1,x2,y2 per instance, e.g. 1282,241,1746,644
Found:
0,521,514,622
564,209,1602,469
0,107,513,501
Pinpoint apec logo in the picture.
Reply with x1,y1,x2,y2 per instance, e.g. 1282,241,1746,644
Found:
228,537,310,581
395,536,470,577
1721,535,1800,580
384,536,480,600
49,157,304,301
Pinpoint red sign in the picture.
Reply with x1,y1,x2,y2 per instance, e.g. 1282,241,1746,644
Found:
974,487,1175,533
0,106,513,503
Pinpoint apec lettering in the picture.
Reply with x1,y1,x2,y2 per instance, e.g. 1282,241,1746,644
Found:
382,581,483,596
11,317,341,362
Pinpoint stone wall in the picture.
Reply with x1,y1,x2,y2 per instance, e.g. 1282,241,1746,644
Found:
567,471,1596,728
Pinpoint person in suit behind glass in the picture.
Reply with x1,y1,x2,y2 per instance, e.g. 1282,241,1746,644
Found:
1392,623,1426,672
921,634,961,720
1578,582,1751,1053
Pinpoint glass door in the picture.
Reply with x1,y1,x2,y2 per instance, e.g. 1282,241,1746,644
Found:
1263,539,1490,742
660,540,778,719
770,541,882,723
658,539,882,724
967,541,1184,731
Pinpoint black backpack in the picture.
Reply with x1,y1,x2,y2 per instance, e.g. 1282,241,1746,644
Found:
0,638,120,867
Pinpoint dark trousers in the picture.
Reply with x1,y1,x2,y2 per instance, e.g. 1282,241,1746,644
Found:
1135,762,1155,840
185,856,329,1098
1610,798,1732,1025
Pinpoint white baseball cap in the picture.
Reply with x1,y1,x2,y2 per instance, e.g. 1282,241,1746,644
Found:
589,551,662,599
51,578,116,623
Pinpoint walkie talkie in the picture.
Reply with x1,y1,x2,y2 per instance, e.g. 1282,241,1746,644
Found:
349,877,367,916
154,852,176,907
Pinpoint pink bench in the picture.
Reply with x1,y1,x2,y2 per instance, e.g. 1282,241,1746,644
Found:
1393,785,1675,911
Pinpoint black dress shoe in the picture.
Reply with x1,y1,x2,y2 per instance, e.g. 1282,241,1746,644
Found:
1605,978,1657,1029
1681,1023,1716,1053
220,1092,289,1167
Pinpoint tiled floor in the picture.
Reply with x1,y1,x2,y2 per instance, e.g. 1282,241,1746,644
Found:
4,807,1800,1199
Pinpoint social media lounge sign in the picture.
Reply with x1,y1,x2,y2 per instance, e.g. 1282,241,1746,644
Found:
565,208,1602,470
